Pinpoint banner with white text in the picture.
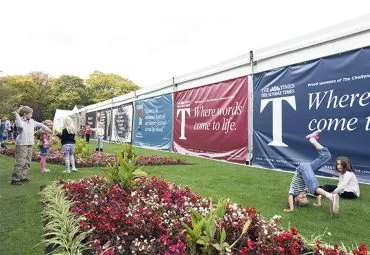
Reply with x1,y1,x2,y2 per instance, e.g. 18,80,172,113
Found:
173,77,249,163
133,94,173,150
111,104,133,143
253,47,370,183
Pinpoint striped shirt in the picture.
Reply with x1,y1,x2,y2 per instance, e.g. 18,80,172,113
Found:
289,171,307,196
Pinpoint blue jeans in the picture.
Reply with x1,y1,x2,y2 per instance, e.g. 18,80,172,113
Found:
296,147,331,194
96,136,103,150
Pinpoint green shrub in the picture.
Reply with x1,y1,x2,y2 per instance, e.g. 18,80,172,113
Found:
74,138,90,158
53,138,62,150
182,199,251,255
105,152,147,189
120,143,137,162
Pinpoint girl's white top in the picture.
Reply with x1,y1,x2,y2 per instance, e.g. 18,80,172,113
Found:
334,171,360,197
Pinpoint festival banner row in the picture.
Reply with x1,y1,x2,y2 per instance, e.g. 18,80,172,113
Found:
83,47,370,183
84,76,250,164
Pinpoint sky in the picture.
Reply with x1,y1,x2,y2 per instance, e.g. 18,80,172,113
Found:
0,0,369,88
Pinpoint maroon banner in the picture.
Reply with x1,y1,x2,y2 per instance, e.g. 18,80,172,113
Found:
173,76,249,163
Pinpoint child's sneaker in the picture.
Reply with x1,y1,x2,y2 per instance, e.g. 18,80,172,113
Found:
332,194,340,214
71,168,78,172
306,130,321,140
63,170,71,173
41,169,51,173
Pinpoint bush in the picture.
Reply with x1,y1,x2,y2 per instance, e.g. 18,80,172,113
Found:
74,138,90,158
120,143,137,162
105,152,147,189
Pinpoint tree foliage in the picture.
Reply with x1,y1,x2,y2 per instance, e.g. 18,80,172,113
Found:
86,71,140,103
0,72,51,121
0,71,140,122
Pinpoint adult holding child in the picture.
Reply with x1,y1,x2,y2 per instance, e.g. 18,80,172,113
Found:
11,106,52,185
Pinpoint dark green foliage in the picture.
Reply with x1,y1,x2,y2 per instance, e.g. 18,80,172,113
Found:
120,143,138,162
0,71,140,120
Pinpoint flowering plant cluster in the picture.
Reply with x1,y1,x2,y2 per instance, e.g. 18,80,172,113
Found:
310,242,368,255
57,176,368,255
0,147,116,167
0,148,186,167
136,155,186,166
62,176,199,254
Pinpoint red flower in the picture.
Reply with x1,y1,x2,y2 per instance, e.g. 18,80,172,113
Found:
290,227,298,235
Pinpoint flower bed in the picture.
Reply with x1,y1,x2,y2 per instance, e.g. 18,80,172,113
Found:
47,176,367,255
0,148,186,168
137,155,186,165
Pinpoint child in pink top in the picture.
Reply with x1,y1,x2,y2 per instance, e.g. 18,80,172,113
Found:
36,120,54,173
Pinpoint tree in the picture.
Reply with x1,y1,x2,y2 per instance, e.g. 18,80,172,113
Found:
0,76,23,118
85,71,140,103
0,71,140,121
0,72,56,121
44,75,87,118
29,72,54,120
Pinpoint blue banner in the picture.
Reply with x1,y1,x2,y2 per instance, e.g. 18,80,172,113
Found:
133,93,173,151
253,47,370,183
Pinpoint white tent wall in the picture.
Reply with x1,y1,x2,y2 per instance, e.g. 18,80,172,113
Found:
253,15,370,74
72,15,370,113
174,55,251,92
82,91,136,114
55,14,370,162
136,79,174,100
174,15,370,92
53,109,73,130
70,111,85,132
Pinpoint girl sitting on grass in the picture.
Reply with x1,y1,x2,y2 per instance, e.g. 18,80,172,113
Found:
315,156,360,205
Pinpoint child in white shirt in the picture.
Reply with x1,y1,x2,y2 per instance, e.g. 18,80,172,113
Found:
321,156,360,199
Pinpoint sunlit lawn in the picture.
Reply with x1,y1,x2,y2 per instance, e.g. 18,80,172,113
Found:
0,142,369,254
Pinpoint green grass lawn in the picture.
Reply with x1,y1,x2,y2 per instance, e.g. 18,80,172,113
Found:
1,142,369,254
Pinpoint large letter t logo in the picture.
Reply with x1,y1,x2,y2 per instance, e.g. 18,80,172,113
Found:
177,108,190,140
260,96,296,147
